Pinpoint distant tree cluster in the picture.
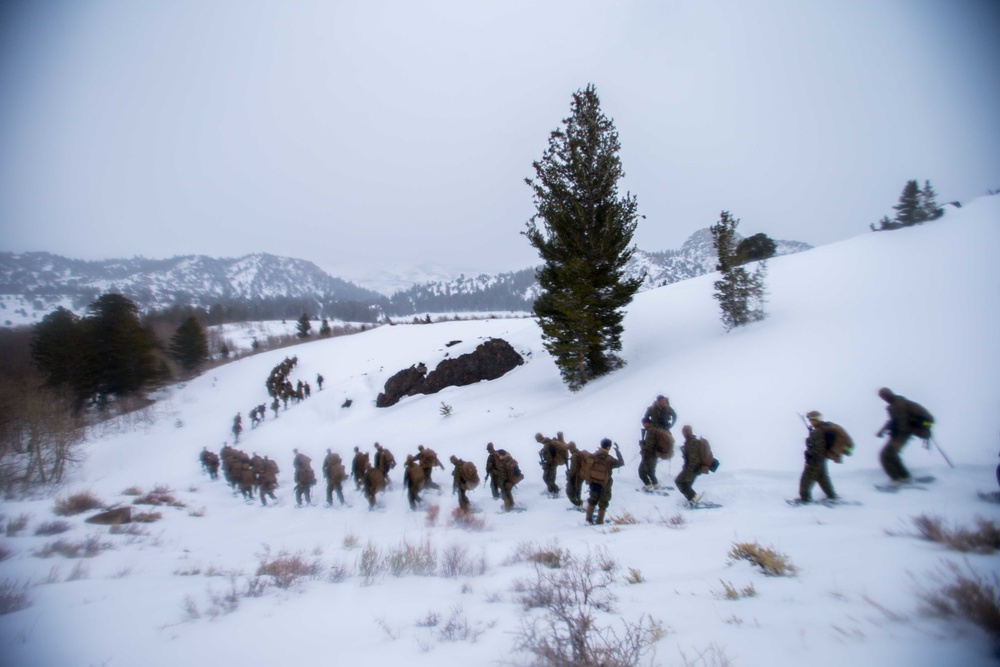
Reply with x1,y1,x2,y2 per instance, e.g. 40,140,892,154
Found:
872,180,944,231
711,211,768,331
31,294,177,411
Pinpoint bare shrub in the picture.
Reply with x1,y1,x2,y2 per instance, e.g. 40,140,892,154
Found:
449,507,487,531
437,604,488,642
343,532,360,550
386,539,437,577
121,486,143,496
610,511,638,525
66,561,90,581
918,559,1000,640
174,566,202,576
728,541,798,577
0,579,31,615
328,562,350,583
658,511,687,529
34,520,71,536
440,544,488,578
677,642,735,667
504,539,570,569
626,568,644,585
5,513,29,536
132,511,162,523
206,574,241,618
133,485,186,508
717,580,757,600
0,543,12,561
54,491,104,516
182,596,200,621
255,547,322,589
109,566,134,579
425,504,440,527
358,542,383,585
110,522,149,537
514,547,664,666
908,514,1000,554
35,535,112,559
416,611,441,628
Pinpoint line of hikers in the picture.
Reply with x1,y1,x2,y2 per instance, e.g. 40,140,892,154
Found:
199,385,942,520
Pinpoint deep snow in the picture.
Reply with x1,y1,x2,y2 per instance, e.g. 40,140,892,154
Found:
1,197,999,666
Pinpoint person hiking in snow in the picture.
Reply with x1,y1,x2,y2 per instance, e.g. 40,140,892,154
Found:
351,447,369,490
586,439,624,525
536,432,567,496
676,425,714,505
565,441,584,507
876,387,934,483
316,373,324,390
796,411,853,503
373,443,397,486
232,412,243,443
292,448,316,505
258,456,279,506
402,454,425,510
416,444,445,490
484,442,501,500
238,462,255,501
639,395,677,489
322,449,347,506
363,463,386,510
199,447,219,479
450,455,479,513
494,449,523,512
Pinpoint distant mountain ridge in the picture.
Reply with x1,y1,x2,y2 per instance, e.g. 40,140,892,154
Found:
0,230,811,327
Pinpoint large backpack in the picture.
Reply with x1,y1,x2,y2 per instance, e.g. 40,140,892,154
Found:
655,431,675,460
579,451,595,483
823,423,854,463
506,457,524,486
905,400,934,439
328,463,346,483
588,453,610,484
461,461,480,489
698,437,714,468
551,440,570,466
408,463,425,487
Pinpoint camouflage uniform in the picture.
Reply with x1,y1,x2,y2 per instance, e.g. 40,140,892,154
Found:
416,445,445,490
877,388,934,482
373,443,396,485
258,457,278,506
675,426,710,502
351,447,369,490
363,466,386,510
238,462,255,501
232,413,243,443
322,449,347,505
450,455,478,513
586,439,624,525
494,449,523,512
293,449,316,506
799,412,839,502
402,454,425,510
565,442,584,507
484,442,501,500
536,432,564,495
639,395,677,488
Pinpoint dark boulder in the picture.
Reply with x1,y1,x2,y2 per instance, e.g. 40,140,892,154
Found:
377,339,523,407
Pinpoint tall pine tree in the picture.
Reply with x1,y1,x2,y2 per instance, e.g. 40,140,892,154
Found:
169,316,209,373
296,313,312,339
711,211,767,331
920,180,943,221
523,84,642,390
893,180,923,226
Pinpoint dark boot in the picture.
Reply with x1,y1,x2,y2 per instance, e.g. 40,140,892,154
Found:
596,506,606,525
585,504,595,524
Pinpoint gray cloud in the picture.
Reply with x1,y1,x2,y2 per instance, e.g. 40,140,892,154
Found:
1,0,997,279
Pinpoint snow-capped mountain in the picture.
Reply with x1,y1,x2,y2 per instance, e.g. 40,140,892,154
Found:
0,230,811,327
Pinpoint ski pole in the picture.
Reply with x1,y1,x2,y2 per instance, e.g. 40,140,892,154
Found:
929,436,955,468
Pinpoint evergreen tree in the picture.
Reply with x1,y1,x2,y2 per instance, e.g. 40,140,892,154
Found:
168,316,209,373
296,313,312,339
319,318,332,337
893,180,923,226
31,307,83,392
711,211,767,331
920,180,943,221
735,233,777,265
79,293,159,407
523,84,642,390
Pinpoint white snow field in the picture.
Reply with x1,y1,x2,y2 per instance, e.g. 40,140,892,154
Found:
1,196,999,666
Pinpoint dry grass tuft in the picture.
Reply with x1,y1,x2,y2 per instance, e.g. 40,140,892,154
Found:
255,548,322,589
34,520,72,536
610,510,639,525
918,559,1000,640
717,580,758,600
0,579,31,615
132,511,162,523
448,507,487,531
133,485,186,508
35,535,113,559
909,514,1000,554
5,514,30,537
121,486,143,496
728,541,798,577
54,491,104,516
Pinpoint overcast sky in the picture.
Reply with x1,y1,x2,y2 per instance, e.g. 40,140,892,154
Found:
1,1,998,280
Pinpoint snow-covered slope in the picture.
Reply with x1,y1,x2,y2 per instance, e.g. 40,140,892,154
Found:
0,196,998,666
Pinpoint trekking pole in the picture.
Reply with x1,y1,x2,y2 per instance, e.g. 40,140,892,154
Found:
929,436,955,468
